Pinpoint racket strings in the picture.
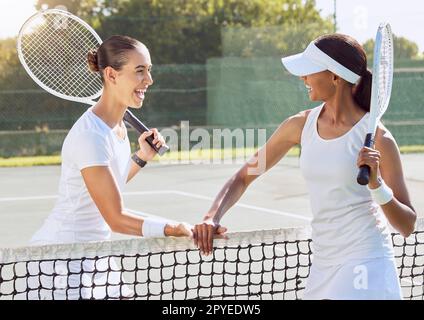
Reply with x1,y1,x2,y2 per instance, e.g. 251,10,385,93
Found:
23,37,79,92
22,30,83,89
20,12,103,99
376,26,393,116
22,28,100,97
49,22,101,95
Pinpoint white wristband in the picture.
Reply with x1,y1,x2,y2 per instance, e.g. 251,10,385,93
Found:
142,218,167,238
368,179,394,205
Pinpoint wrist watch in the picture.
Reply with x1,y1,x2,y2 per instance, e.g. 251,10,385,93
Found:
132,152,147,168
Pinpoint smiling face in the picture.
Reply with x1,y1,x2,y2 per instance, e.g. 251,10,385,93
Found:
300,71,337,102
109,46,153,108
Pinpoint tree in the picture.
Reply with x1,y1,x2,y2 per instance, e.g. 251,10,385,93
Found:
0,38,35,91
363,34,420,62
0,0,335,131
35,0,105,27
101,0,333,63
35,0,333,63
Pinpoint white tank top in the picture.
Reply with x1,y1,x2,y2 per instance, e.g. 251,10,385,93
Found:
299,104,394,266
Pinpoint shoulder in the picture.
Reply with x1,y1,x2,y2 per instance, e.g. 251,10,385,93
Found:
375,123,401,171
280,109,313,134
281,109,313,129
72,109,110,134
375,123,397,152
64,127,111,160
67,128,108,145
67,112,110,142
64,129,112,170
272,109,313,145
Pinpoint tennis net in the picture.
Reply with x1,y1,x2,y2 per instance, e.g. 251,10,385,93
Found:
0,219,423,300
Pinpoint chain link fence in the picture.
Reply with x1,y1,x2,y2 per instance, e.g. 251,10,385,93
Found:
1,25,423,157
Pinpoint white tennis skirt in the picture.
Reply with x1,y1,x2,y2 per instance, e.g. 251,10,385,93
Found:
303,256,402,300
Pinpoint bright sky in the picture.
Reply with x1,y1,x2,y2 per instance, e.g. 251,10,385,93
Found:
0,0,423,53
0,0,38,39
315,0,424,53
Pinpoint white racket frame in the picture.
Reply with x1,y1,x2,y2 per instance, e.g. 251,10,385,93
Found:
17,8,103,106
367,22,394,138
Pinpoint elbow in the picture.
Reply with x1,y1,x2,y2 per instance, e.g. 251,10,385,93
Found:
235,170,247,187
108,219,123,234
237,166,254,187
399,229,412,238
101,209,126,234
399,214,417,238
109,222,120,233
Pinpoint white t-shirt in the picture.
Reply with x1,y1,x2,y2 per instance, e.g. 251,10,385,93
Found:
299,104,394,266
31,107,132,245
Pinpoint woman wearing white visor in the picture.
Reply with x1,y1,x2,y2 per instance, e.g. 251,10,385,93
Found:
193,34,416,300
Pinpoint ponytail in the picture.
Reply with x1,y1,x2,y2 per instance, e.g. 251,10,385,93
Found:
87,49,100,73
354,68,372,112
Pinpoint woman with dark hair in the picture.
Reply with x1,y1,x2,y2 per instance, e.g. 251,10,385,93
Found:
193,34,416,299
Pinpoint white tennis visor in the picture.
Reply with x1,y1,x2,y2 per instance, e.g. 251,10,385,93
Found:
281,42,361,84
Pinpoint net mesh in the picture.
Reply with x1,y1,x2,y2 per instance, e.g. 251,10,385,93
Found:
1,219,423,300
18,10,102,99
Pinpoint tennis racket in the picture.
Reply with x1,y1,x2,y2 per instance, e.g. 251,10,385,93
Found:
17,8,169,156
357,23,393,185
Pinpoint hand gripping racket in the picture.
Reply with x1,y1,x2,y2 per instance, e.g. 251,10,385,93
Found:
17,8,169,156
357,23,393,185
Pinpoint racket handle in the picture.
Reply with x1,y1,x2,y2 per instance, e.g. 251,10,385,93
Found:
356,133,373,185
357,165,371,186
123,110,170,156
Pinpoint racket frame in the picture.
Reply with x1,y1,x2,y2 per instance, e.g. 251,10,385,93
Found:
357,23,393,185
17,9,169,156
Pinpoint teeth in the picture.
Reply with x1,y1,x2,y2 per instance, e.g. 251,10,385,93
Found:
135,89,145,99
305,85,312,92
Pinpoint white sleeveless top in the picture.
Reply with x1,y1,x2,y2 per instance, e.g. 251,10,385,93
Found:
299,104,394,266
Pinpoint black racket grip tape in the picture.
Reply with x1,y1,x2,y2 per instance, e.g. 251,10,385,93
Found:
123,110,169,156
356,133,373,185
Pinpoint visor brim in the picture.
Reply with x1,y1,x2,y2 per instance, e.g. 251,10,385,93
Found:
281,53,326,77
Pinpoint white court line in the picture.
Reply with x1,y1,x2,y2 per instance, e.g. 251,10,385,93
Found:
125,208,177,223
170,190,311,222
122,190,176,196
0,191,169,202
125,190,311,222
0,190,311,222
0,195,57,202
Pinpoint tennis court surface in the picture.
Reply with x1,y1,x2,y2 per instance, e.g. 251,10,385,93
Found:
1,155,423,300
